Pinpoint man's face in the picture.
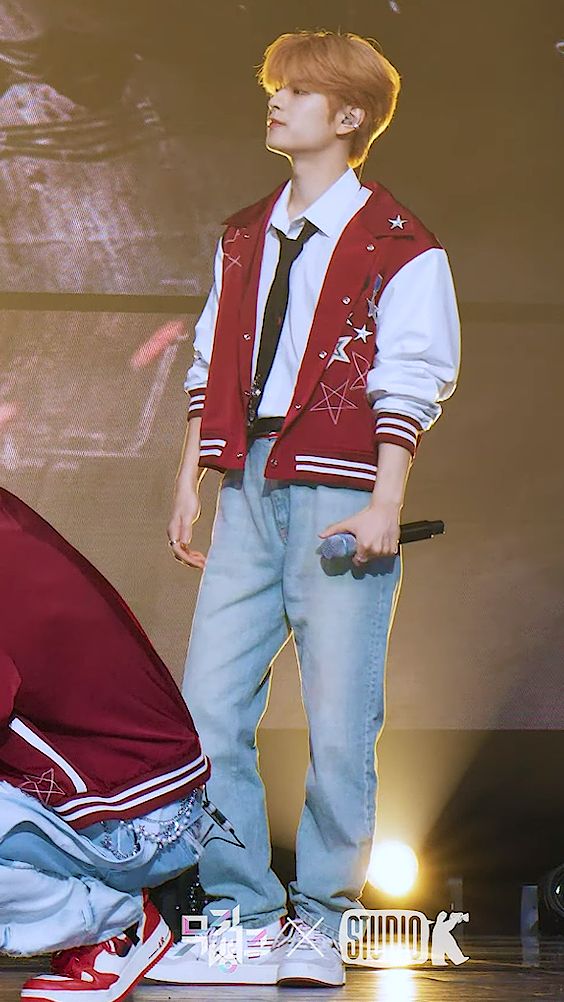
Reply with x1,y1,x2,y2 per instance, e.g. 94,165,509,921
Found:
266,82,343,160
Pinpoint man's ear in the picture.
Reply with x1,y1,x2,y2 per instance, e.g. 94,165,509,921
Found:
335,106,366,136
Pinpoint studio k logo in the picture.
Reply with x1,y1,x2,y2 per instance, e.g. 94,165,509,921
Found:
339,909,470,968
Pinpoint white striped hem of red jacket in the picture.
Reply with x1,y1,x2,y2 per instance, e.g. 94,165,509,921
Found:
53,753,210,824
295,455,377,482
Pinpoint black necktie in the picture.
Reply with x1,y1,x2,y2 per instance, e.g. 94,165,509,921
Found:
247,218,318,424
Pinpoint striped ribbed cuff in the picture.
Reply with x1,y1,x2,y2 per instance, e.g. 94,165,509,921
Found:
186,386,207,419
374,411,422,457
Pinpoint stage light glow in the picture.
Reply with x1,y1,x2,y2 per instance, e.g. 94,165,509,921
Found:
379,942,415,967
379,967,416,998
367,840,419,896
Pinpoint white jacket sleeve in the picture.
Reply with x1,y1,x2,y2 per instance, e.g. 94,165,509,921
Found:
184,237,224,417
366,247,461,456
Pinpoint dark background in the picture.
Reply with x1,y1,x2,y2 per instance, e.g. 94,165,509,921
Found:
0,0,563,931
0,0,561,300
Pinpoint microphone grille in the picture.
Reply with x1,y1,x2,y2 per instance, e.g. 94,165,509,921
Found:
320,533,356,559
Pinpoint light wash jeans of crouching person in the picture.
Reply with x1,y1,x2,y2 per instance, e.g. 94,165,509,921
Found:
182,436,403,941
0,782,205,956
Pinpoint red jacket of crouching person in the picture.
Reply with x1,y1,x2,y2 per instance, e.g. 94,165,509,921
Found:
0,487,210,830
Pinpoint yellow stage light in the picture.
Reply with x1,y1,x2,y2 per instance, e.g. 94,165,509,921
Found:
378,967,417,999
367,840,419,896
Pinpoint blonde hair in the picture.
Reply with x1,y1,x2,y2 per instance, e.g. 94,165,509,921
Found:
257,30,401,169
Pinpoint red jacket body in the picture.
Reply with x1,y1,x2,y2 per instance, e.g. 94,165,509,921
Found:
0,488,210,829
188,181,441,490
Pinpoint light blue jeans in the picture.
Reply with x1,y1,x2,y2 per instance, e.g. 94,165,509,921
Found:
0,783,204,956
183,438,403,940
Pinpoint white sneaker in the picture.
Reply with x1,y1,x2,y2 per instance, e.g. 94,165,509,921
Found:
272,916,345,986
144,917,285,985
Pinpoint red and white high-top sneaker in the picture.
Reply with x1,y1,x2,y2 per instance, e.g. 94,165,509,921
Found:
21,895,171,1002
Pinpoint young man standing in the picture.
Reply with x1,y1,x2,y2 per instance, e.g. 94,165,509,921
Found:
161,29,460,987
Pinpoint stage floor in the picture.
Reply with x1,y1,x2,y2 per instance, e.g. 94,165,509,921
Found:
2,939,564,1001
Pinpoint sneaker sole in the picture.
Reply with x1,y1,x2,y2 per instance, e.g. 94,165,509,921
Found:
21,916,172,1002
277,960,345,987
144,958,279,986
277,974,345,987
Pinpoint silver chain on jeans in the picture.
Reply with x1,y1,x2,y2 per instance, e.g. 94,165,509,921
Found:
99,790,199,859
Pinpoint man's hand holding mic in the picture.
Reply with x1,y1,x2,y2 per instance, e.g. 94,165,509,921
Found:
319,499,401,567
319,442,412,567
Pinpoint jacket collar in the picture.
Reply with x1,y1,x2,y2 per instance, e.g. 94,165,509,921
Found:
223,178,414,240
267,168,362,238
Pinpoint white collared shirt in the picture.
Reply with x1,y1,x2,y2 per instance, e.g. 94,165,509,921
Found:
186,167,460,430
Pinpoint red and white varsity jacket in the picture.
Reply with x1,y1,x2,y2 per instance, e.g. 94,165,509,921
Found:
0,488,210,829
187,180,460,491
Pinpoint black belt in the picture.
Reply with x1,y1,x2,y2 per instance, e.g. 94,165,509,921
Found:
247,417,284,441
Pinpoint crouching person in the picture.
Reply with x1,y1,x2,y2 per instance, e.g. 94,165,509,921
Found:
0,487,211,1000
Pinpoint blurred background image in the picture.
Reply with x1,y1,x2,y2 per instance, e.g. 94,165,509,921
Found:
0,0,560,298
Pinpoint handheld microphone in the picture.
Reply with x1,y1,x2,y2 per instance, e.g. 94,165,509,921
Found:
201,789,246,849
319,520,445,559
202,795,236,834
